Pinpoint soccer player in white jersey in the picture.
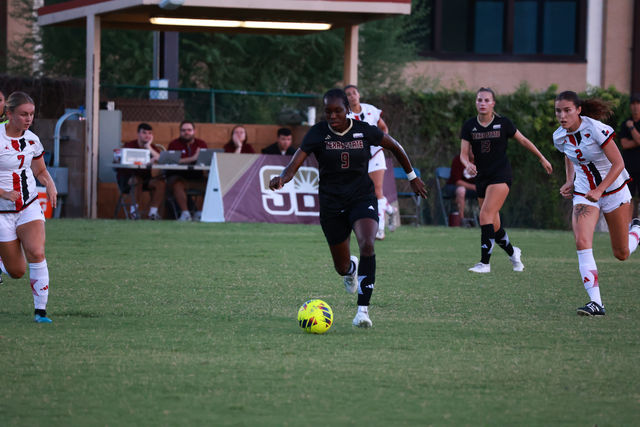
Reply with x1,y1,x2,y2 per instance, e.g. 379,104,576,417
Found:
0,92,57,323
345,85,396,240
553,91,640,316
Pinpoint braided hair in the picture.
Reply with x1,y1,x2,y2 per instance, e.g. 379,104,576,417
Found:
323,88,350,113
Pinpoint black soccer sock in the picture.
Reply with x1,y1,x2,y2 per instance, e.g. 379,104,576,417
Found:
494,227,515,257
480,224,495,264
356,255,375,306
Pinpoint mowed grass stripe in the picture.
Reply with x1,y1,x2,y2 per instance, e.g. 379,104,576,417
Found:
0,219,638,426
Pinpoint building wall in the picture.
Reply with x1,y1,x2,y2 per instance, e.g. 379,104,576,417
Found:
602,0,634,90
403,61,588,93
403,0,634,94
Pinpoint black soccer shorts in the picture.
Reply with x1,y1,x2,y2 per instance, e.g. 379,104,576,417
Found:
319,197,379,245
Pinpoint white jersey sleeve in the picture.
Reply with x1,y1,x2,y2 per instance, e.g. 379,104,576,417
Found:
0,126,44,212
553,116,629,196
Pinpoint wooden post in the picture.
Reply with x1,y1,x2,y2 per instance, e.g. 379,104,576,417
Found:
85,14,100,218
344,25,358,86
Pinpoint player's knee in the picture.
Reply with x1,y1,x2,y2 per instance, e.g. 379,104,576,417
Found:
613,247,629,261
7,265,26,279
359,241,375,257
25,248,45,263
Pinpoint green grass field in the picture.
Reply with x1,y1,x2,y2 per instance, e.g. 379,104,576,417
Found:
1,219,638,426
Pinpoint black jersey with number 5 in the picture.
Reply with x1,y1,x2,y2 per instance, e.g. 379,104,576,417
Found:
301,119,384,210
460,115,517,180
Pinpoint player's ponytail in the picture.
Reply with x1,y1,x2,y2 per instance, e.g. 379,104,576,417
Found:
556,91,612,121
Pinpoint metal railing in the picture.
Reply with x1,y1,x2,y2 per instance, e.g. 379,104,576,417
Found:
101,84,320,124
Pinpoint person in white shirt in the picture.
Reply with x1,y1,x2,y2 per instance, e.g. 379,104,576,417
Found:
0,91,57,323
344,85,395,240
553,90,640,316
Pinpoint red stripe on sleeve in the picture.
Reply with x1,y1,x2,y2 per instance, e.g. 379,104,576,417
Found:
600,132,615,148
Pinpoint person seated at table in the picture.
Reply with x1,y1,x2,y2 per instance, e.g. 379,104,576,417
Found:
116,123,165,220
445,154,476,226
261,127,296,155
223,125,255,153
166,120,209,221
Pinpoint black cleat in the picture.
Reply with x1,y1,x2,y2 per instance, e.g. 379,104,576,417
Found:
577,301,606,316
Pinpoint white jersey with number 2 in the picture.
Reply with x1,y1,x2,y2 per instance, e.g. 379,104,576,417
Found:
553,115,630,196
0,124,44,212
348,103,383,157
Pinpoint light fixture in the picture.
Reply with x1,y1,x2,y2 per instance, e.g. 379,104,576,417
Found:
149,17,331,31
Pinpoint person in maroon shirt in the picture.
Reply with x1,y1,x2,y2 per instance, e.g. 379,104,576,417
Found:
166,120,209,221
116,123,166,220
445,154,476,225
223,125,255,153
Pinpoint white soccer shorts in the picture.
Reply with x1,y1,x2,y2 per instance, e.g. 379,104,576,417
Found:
0,201,46,242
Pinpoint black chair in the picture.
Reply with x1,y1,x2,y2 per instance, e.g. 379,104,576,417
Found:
393,167,422,226
434,166,478,227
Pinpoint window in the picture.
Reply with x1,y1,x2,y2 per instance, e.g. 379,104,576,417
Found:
427,0,586,61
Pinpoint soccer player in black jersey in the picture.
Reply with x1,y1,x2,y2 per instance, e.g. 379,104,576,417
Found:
270,88,427,327
460,87,553,273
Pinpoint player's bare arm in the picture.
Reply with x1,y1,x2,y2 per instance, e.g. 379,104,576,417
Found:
379,134,427,198
585,139,626,202
560,156,575,199
31,155,58,208
459,139,476,176
513,131,553,174
269,149,308,190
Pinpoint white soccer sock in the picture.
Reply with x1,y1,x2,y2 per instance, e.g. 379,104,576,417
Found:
377,198,386,231
629,227,639,255
0,258,10,277
577,249,601,306
29,260,49,310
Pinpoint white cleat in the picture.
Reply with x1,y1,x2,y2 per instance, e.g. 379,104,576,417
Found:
343,255,359,294
376,228,385,240
510,247,525,272
352,311,372,328
468,262,490,273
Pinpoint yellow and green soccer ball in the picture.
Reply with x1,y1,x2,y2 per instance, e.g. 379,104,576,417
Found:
297,299,333,334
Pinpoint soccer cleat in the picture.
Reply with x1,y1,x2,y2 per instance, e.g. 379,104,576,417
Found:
34,314,53,323
577,301,606,316
509,246,525,272
387,206,398,232
178,211,192,222
192,211,202,222
468,262,490,273
375,228,385,240
343,255,359,294
0,272,3,285
148,212,161,220
352,311,372,328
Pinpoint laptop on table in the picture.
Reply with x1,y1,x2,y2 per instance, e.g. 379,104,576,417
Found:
157,150,182,165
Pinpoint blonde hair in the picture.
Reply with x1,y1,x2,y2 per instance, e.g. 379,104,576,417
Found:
6,91,34,112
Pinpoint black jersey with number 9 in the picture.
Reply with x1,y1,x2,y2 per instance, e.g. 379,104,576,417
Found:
301,119,384,211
